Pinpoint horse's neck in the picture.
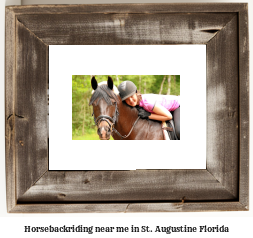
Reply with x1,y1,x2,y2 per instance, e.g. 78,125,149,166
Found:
114,98,139,135
117,100,139,125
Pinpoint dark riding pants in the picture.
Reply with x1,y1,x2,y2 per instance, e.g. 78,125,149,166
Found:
173,107,180,139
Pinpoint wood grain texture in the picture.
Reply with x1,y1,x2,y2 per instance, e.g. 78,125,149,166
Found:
238,4,249,209
15,20,48,200
5,3,249,213
16,13,235,45
206,16,239,198
7,3,246,14
5,7,16,212
10,202,247,213
125,202,248,212
18,170,236,202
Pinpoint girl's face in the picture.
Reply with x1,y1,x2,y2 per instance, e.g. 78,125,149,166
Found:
125,93,138,107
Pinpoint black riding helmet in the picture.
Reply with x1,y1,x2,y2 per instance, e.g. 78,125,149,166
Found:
118,81,137,101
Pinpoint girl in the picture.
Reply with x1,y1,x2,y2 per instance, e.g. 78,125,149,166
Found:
118,80,180,139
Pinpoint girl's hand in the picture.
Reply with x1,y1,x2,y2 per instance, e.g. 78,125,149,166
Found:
136,106,151,119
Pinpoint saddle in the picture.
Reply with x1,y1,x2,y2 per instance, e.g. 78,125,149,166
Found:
136,105,180,140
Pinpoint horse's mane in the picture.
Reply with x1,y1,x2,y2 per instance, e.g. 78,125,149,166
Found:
89,82,120,106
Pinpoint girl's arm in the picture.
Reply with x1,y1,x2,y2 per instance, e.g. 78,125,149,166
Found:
149,104,172,121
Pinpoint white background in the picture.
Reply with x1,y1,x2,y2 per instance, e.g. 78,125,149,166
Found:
49,45,206,170
0,0,252,237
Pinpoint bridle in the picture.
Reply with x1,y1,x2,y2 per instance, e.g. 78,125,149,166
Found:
94,115,116,133
92,101,140,139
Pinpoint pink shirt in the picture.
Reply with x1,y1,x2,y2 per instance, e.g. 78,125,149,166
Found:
139,94,180,113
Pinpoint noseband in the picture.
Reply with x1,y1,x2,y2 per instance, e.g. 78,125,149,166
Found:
92,101,118,133
94,115,115,132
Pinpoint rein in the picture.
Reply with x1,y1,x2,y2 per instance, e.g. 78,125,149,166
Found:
112,116,140,139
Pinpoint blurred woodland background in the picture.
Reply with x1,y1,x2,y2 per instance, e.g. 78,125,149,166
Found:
72,75,180,140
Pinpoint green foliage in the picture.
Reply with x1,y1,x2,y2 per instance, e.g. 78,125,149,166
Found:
72,75,180,139
73,133,114,140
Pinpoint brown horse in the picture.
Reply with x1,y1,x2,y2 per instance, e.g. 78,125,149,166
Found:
89,76,164,140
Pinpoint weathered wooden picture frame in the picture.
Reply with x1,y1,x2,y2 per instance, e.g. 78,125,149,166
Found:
5,4,249,213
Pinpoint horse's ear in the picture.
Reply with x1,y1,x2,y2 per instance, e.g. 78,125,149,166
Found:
107,76,113,90
91,76,98,90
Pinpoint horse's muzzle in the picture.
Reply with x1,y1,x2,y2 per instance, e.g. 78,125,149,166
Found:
97,125,111,140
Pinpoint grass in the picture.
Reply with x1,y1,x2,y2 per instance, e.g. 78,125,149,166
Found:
72,132,114,140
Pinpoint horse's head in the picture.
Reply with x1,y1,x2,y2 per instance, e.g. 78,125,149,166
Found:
89,76,120,140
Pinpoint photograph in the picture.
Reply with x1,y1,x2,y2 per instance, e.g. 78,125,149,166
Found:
72,75,180,140
1,0,252,237
3,1,249,220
